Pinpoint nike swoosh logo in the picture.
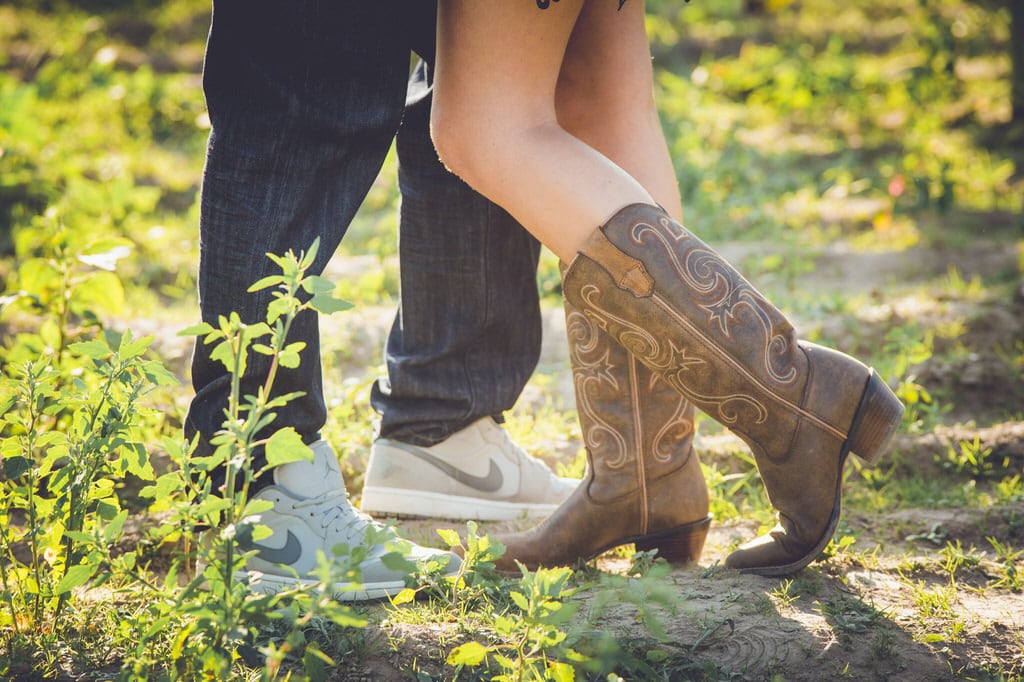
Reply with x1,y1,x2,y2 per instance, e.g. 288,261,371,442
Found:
247,530,302,565
389,441,505,493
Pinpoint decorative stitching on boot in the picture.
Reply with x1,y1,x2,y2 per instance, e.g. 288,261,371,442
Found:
628,218,800,385
568,307,629,469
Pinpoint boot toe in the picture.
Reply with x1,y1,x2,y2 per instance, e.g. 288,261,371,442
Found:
724,525,821,577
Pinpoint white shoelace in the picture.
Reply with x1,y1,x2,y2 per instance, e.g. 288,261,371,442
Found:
291,492,393,540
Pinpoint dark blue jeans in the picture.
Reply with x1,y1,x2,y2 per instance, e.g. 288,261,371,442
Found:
185,0,542,466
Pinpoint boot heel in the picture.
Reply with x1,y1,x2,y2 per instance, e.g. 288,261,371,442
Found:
847,371,904,466
635,516,712,564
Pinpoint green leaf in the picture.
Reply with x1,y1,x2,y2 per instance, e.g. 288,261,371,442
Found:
2,455,32,479
380,551,416,574
639,604,667,641
248,275,284,292
39,318,61,350
278,352,300,368
436,527,462,548
301,275,335,295
56,563,99,594
310,291,352,315
139,471,181,500
252,343,275,356
241,498,274,518
96,499,119,520
547,660,576,682
0,388,17,420
316,601,368,628
447,641,488,667
266,296,292,323
301,238,320,267
493,615,516,636
18,258,60,297
103,508,129,543
121,442,155,480
195,495,232,517
70,270,125,316
303,645,332,682
391,588,417,605
265,252,288,270
178,322,215,337
278,343,304,368
510,590,530,611
209,339,239,373
140,359,179,386
69,338,111,360
264,428,313,468
118,332,154,360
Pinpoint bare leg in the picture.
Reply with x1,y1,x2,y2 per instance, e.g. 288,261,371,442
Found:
556,0,684,223
432,0,658,262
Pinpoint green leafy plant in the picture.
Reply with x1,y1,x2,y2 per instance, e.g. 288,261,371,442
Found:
447,564,581,682
940,436,1005,480
0,209,177,677
0,330,175,633
878,324,948,434
120,238,381,680
818,595,884,638
985,537,1023,592
396,521,506,617
769,578,801,608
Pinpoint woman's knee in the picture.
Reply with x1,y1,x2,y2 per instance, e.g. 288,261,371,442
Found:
428,105,455,171
429,101,479,183
430,97,541,192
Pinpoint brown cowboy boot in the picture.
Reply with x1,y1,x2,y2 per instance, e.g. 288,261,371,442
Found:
494,294,712,572
561,203,904,577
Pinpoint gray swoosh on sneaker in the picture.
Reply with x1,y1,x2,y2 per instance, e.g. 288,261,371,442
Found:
249,530,302,565
388,441,504,493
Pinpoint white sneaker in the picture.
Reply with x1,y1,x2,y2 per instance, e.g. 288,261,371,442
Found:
228,440,459,600
360,417,578,521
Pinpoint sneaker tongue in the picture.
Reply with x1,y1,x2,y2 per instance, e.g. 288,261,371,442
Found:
271,440,346,500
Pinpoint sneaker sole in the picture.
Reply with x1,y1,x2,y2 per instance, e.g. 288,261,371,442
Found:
240,570,408,601
361,486,559,521
195,562,436,602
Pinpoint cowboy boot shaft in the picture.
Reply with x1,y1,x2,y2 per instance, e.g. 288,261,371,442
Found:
567,300,703,532
568,207,844,451
566,205,875,459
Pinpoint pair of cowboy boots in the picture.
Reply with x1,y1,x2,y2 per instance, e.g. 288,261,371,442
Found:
498,203,904,577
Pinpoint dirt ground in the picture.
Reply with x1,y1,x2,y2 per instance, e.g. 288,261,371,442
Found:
346,467,1024,681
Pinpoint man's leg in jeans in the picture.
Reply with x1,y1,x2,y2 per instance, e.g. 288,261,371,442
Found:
185,0,457,599
364,60,577,521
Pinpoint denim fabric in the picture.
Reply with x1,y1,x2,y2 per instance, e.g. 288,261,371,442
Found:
370,61,543,447
185,0,542,466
